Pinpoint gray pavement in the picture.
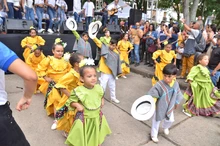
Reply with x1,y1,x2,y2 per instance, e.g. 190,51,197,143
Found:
5,72,220,146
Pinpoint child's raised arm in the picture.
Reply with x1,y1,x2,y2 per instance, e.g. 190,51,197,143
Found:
93,37,102,48
72,30,80,40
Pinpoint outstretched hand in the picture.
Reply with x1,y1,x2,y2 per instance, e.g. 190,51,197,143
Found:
16,97,32,111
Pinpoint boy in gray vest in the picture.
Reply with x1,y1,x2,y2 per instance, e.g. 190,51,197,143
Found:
72,31,93,58
147,63,183,143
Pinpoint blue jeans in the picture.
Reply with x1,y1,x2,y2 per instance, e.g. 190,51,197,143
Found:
25,6,38,27
73,12,81,23
208,68,220,86
14,7,22,19
36,7,44,30
109,15,118,25
47,7,55,29
102,14,108,26
57,7,65,29
85,16,93,31
131,44,140,63
6,2,14,18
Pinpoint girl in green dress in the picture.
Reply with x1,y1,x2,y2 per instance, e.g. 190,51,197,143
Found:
65,64,111,146
183,54,220,117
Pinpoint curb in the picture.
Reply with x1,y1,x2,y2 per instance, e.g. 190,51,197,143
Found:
130,67,188,90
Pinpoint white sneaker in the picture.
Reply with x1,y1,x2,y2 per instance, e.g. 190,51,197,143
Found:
38,28,45,33
111,98,120,104
115,77,118,80
151,137,159,143
164,128,169,135
122,75,127,79
47,28,54,34
182,109,192,117
51,120,57,130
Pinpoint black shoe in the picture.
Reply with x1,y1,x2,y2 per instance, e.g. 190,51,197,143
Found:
144,62,149,65
130,62,135,65
134,63,140,67
148,64,153,67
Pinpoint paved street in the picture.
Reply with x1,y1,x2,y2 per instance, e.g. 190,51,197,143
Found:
6,72,220,146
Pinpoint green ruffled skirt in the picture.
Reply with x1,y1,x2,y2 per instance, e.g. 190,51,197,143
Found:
65,111,111,146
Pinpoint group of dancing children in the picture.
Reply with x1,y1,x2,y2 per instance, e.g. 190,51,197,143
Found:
21,25,220,145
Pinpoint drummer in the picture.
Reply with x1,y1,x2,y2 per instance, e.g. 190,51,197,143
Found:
147,63,183,143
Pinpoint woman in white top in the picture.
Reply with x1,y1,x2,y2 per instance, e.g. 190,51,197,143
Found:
22,0,38,27
45,0,56,34
56,0,67,32
13,0,22,19
34,0,45,33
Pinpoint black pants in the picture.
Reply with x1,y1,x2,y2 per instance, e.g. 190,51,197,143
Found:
0,102,30,146
176,59,182,69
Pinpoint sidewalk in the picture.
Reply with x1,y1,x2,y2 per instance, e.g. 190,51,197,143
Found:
130,62,188,89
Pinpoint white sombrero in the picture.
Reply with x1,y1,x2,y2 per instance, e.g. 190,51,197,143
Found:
66,18,77,31
131,95,155,121
88,21,102,39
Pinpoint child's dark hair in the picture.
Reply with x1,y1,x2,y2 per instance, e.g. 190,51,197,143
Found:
110,39,117,45
162,63,178,75
82,32,88,37
121,33,128,40
79,65,96,77
196,53,208,65
34,45,43,51
69,53,82,66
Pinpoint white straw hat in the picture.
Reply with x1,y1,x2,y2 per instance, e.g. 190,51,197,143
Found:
66,18,77,31
131,95,155,121
88,21,102,39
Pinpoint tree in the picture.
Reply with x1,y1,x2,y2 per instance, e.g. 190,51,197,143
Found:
158,0,182,21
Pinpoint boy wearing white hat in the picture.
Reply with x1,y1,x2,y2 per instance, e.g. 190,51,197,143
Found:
147,63,183,143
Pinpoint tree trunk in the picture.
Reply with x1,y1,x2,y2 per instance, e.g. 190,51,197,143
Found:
190,0,200,21
183,0,190,24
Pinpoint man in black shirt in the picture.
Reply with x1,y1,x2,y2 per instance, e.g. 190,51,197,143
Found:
208,35,220,86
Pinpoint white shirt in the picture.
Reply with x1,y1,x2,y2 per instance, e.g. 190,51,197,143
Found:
0,70,7,105
83,1,94,17
107,2,121,15
13,0,20,7
0,10,7,17
176,47,184,59
73,0,81,13
56,0,68,10
47,0,55,7
25,0,34,8
34,0,44,5
7,0,14,3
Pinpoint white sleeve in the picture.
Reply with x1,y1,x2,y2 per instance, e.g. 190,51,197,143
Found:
82,2,86,9
191,29,200,38
92,2,95,9
107,4,112,10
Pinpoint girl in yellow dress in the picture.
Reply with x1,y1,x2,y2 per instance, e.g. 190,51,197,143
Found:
152,43,176,86
21,27,45,61
37,38,71,116
117,33,133,78
50,53,84,135
26,45,46,93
